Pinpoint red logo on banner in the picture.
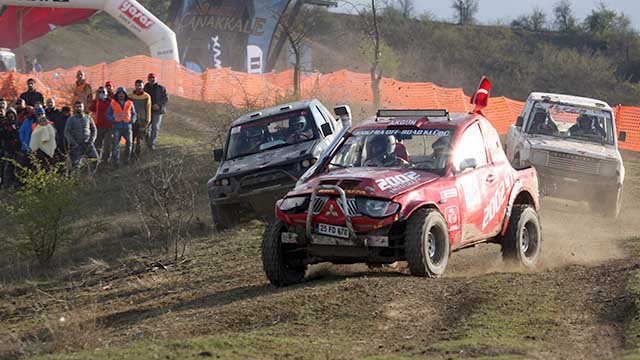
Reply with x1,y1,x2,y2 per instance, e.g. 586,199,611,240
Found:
119,1,154,29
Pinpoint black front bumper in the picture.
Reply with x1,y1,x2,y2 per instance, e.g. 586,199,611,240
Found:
536,165,620,201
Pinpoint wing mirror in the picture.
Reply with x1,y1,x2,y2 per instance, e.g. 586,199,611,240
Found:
459,158,478,172
320,123,333,137
516,116,524,127
334,104,352,127
618,131,627,142
213,148,223,162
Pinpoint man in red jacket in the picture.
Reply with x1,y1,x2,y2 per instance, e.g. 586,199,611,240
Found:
90,87,113,163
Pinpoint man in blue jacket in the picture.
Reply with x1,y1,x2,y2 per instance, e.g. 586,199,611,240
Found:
107,87,137,166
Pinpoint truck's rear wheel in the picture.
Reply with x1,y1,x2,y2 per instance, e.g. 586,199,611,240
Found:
502,204,542,269
261,219,306,287
405,208,450,277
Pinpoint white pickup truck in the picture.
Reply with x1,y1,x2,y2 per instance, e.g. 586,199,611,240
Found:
506,92,626,217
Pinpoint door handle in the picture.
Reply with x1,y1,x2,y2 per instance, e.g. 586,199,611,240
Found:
486,174,497,183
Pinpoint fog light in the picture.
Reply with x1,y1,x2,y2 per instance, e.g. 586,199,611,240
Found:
221,178,230,186
302,159,311,168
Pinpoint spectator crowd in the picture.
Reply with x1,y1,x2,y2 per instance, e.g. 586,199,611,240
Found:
0,70,168,187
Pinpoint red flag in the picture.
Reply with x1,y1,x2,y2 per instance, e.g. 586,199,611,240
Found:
471,76,491,114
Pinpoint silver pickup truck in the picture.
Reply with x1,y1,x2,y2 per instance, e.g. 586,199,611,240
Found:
506,92,626,217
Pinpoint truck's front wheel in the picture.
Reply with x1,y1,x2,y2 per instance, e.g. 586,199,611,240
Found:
502,204,542,269
405,208,450,277
211,204,240,230
261,219,306,287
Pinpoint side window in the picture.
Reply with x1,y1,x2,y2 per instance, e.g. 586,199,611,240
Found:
454,123,488,171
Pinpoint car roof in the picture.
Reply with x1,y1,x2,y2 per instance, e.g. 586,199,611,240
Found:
528,92,613,111
354,112,478,131
231,99,319,127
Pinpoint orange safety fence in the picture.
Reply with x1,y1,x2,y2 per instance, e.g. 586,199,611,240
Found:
1,55,639,152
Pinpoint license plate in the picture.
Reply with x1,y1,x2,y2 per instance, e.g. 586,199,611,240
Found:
315,223,349,239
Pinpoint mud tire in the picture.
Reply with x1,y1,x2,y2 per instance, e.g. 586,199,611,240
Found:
261,219,306,287
502,204,542,269
405,208,450,277
211,204,240,230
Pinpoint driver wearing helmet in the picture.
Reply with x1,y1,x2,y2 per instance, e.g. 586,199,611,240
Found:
363,135,408,167
244,126,265,154
287,115,313,143
569,114,605,137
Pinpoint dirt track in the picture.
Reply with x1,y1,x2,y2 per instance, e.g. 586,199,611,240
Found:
1,118,639,359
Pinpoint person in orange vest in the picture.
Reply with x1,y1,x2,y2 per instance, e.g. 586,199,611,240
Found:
72,70,93,113
106,87,137,166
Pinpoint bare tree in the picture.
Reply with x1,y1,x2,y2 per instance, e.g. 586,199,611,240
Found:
370,0,382,109
131,154,197,261
277,5,320,100
392,0,414,18
553,0,577,32
451,0,479,25
529,8,547,31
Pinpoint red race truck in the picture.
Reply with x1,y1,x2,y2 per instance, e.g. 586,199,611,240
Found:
262,78,542,286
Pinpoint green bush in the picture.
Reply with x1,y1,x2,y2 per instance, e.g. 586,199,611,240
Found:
2,155,81,267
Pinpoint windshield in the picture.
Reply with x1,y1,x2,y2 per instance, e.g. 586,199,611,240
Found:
226,110,317,160
328,128,454,174
525,101,615,145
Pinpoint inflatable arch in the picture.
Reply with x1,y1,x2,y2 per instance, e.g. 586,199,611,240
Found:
3,0,179,62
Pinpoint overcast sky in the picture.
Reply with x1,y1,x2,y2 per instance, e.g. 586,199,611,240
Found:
336,1,640,30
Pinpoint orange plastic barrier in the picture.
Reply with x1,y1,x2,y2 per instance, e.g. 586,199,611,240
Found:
1,55,639,151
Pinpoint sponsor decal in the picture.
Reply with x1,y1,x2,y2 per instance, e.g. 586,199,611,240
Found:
354,129,450,137
481,170,516,230
376,171,421,191
119,0,155,29
440,188,458,200
445,206,460,231
208,36,222,68
389,119,418,126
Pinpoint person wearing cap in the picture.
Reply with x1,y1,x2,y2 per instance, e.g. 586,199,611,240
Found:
105,81,115,100
13,99,30,127
20,78,45,107
72,70,93,112
129,79,152,158
107,87,137,165
90,87,114,163
65,101,98,171
143,73,168,150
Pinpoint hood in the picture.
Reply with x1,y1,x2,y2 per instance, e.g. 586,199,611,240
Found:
292,167,441,199
216,140,318,177
527,135,620,161
114,87,129,101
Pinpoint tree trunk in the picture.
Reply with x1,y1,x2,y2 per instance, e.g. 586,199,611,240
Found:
294,48,301,100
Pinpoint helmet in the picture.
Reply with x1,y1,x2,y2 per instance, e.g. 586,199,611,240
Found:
246,126,265,141
290,115,307,131
367,135,395,159
577,114,593,128
432,136,450,151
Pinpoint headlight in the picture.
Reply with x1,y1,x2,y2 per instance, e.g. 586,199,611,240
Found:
599,161,617,177
356,198,400,218
530,150,548,166
279,196,309,212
